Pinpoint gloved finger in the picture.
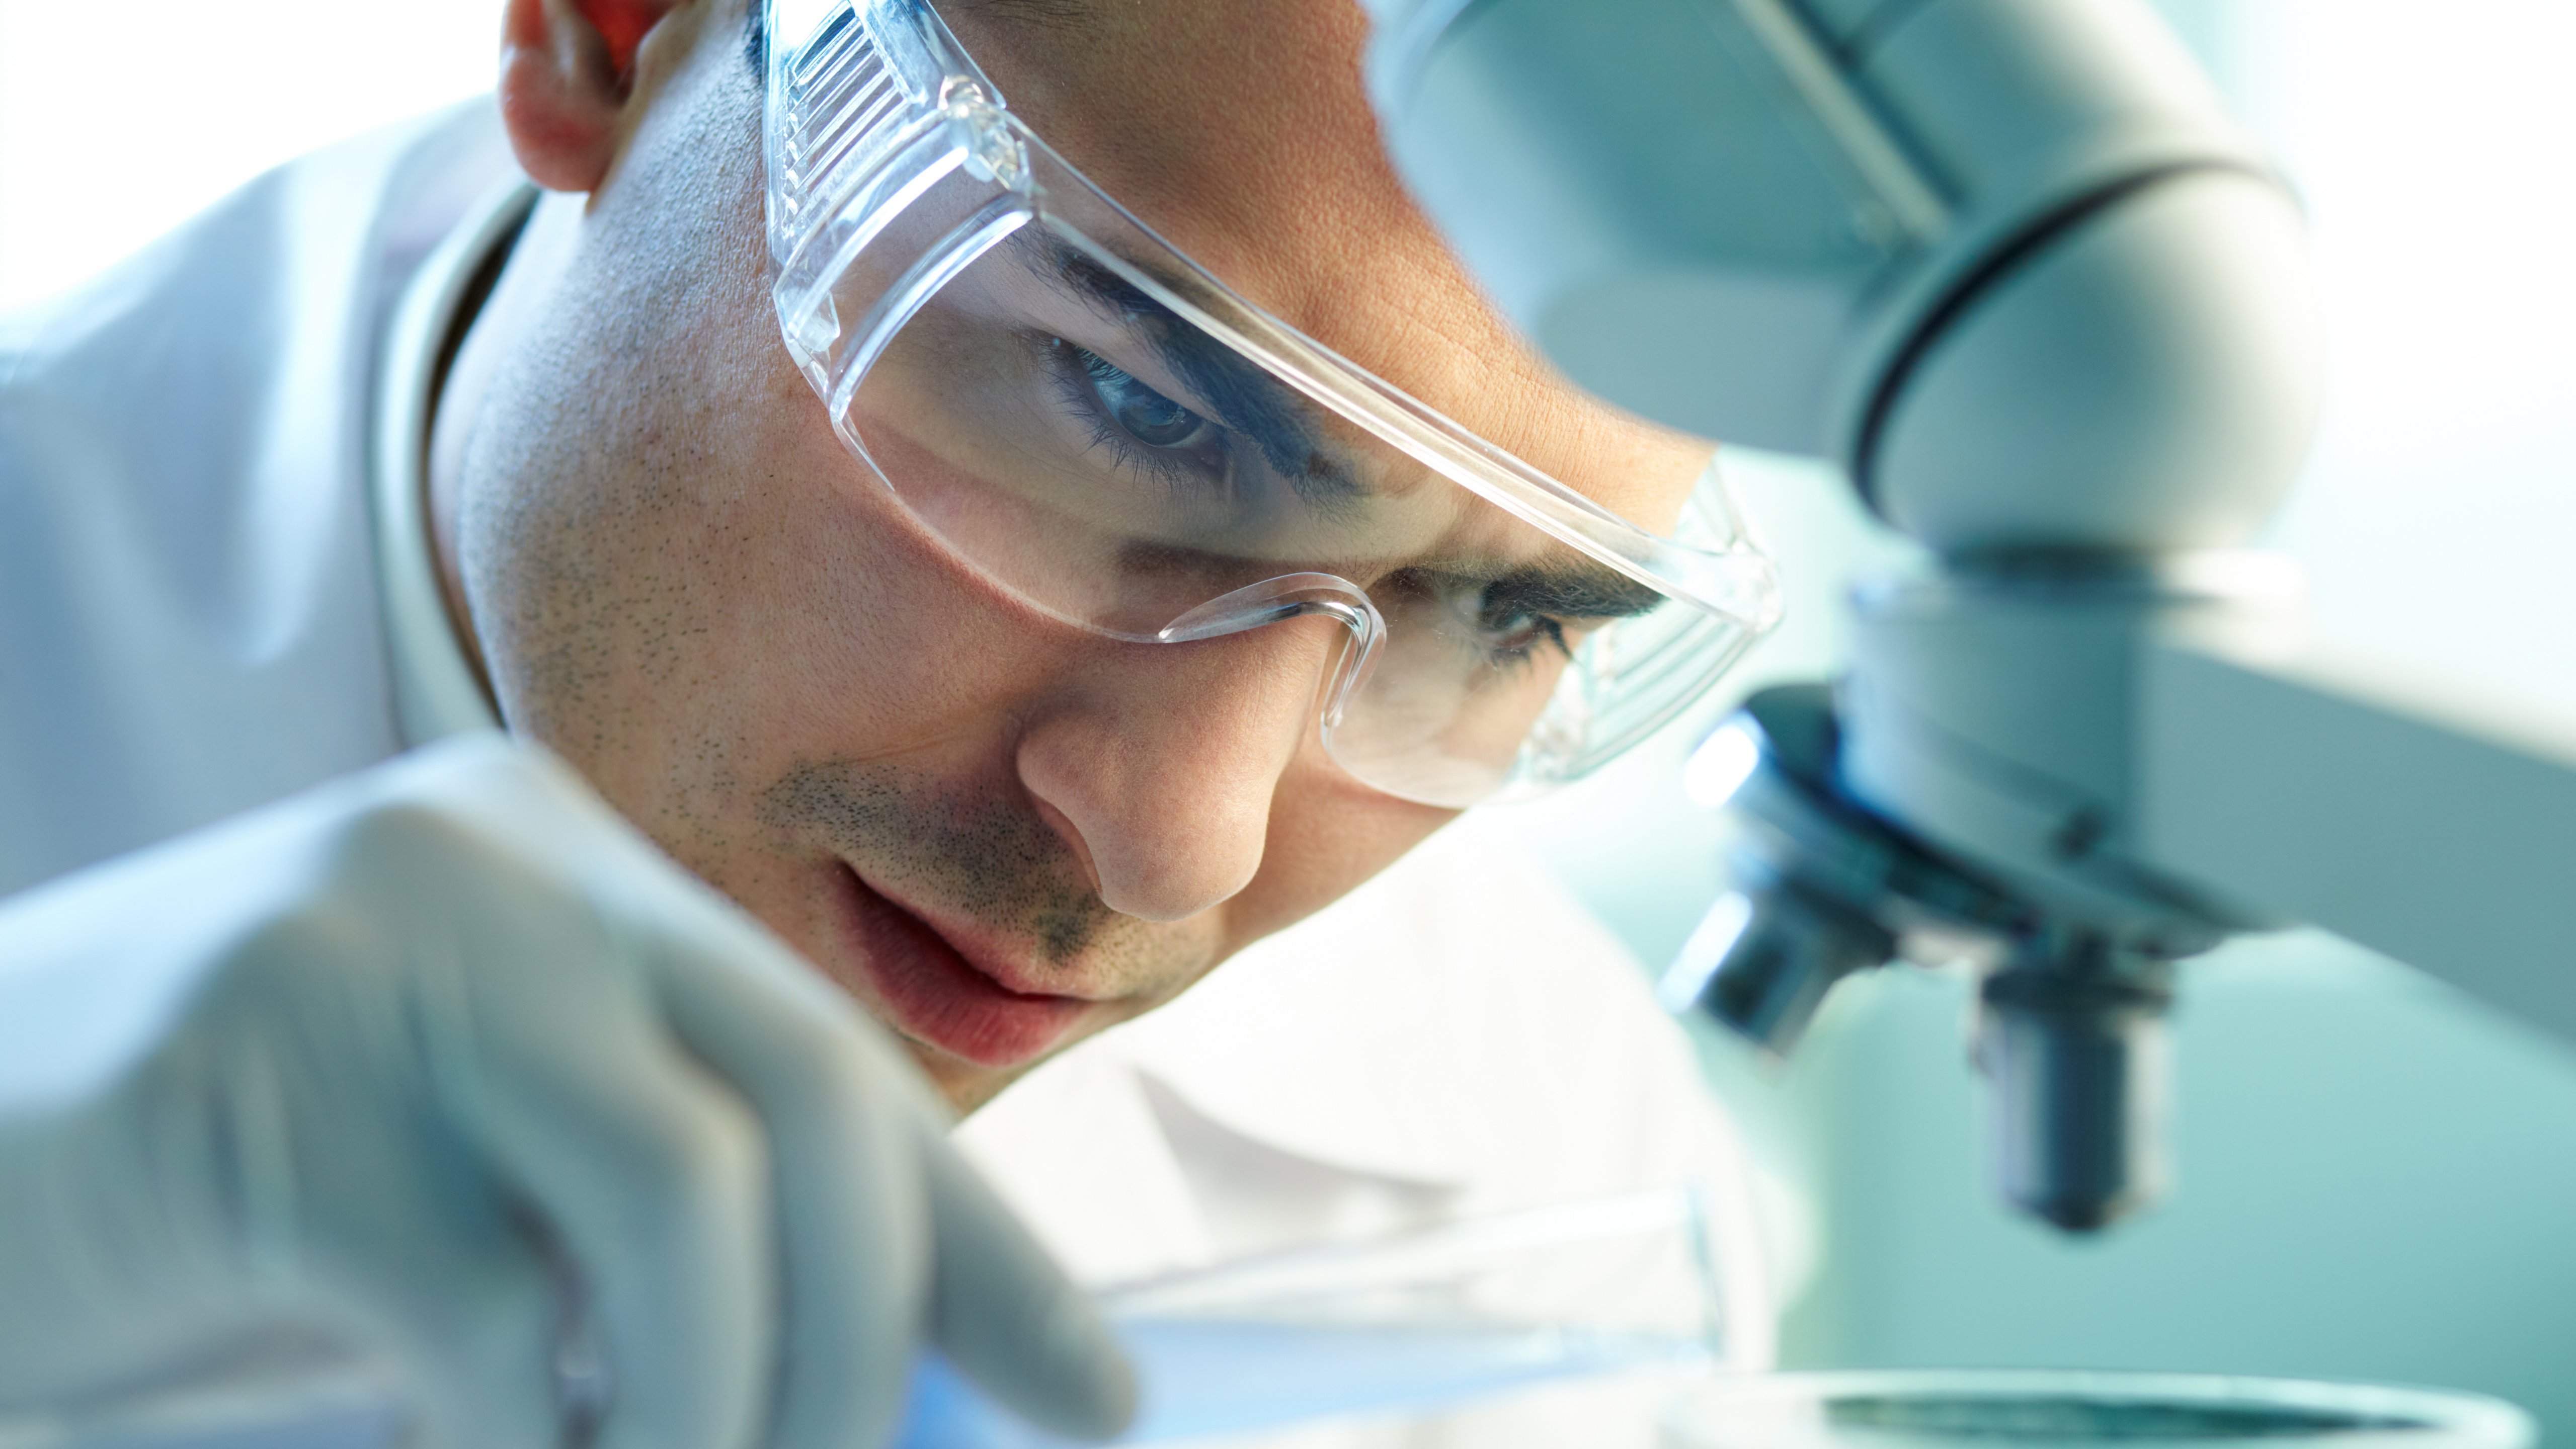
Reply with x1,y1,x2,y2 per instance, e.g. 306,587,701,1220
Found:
370,1229,567,1449
466,1008,774,1449
203,933,570,1449
643,928,937,1449
294,1165,564,1449
922,1136,1136,1441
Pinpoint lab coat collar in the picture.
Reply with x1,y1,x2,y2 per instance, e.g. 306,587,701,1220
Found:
370,180,531,746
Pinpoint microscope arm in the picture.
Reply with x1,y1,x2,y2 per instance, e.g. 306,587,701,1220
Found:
1822,541,2576,1045
2139,634,2576,1038
1834,578,2576,1038
1728,570,2576,1230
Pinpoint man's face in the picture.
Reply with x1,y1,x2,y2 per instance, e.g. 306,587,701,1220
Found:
450,0,1711,1109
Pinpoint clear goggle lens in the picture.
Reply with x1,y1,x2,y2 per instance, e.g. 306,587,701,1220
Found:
770,3,1778,808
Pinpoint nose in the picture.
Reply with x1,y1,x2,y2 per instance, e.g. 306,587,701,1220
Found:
1014,616,1351,923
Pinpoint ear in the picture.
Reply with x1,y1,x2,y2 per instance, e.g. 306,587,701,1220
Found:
499,0,693,192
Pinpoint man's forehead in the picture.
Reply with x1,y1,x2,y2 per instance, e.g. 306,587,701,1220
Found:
939,0,1713,525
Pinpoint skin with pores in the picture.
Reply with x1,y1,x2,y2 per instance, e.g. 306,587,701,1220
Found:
436,0,1714,1109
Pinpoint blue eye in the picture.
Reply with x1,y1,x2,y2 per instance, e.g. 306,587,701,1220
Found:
1075,348,1215,449
1041,337,1245,503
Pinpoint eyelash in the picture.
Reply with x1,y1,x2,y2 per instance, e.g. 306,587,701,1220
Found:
1481,613,1572,674
1391,568,1577,674
1042,338,1233,498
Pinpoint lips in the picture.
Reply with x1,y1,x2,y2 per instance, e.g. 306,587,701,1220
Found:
827,863,1095,1068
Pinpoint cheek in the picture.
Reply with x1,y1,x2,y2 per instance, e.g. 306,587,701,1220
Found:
688,388,1074,765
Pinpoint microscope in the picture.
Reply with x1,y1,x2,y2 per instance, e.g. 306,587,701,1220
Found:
1361,0,2576,1231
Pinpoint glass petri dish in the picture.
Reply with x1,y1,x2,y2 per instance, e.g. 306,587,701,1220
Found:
899,1184,1733,1446
1662,1372,2534,1449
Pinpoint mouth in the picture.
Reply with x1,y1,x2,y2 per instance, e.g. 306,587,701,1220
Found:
824,862,1097,1068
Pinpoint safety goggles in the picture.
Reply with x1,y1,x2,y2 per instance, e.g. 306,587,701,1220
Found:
762,0,1781,808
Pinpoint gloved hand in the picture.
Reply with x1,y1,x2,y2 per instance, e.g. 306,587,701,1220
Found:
0,734,1133,1449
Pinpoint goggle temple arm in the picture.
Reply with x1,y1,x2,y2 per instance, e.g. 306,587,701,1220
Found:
1153,574,1387,731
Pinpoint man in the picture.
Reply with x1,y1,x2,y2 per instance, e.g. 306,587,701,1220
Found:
0,0,1778,1444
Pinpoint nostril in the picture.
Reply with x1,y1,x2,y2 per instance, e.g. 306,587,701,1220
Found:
1028,793,1103,896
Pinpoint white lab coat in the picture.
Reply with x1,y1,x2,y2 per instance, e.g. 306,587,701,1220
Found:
0,104,513,898
0,100,1778,1443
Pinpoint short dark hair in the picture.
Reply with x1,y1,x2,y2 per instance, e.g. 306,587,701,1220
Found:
746,5,766,74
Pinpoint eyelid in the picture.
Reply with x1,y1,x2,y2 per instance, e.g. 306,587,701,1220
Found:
1059,332,1229,428
1026,239,1366,502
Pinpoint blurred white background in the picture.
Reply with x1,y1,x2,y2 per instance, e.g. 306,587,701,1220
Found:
0,0,498,312
2227,0,2576,716
5,0,2575,1436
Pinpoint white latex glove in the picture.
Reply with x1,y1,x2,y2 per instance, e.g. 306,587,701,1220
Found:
0,735,1132,1449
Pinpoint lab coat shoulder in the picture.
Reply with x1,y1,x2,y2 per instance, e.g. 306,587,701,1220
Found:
0,102,516,899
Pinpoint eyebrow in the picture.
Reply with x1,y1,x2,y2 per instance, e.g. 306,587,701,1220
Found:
1020,234,1369,507
1473,558,1670,623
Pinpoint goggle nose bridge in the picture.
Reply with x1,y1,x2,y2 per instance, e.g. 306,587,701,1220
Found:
1153,573,1386,730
